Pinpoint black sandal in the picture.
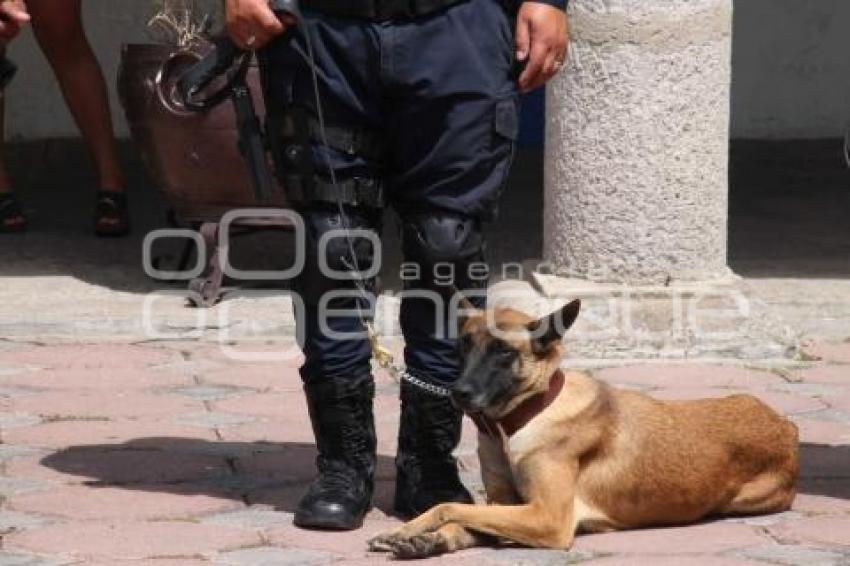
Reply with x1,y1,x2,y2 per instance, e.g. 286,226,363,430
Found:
94,190,130,237
0,193,27,233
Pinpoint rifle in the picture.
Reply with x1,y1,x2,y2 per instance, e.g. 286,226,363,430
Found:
174,0,300,203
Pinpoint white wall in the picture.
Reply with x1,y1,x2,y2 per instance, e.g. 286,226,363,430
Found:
5,0,220,140
6,2,146,140
5,0,850,140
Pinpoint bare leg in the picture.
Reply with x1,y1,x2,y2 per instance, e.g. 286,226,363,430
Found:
0,168,10,192
0,53,12,194
27,0,125,191
0,86,26,231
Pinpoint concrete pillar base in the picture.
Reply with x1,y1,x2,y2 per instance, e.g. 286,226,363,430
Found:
529,271,799,364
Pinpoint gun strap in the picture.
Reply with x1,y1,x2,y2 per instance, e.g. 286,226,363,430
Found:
279,113,385,163
285,174,385,209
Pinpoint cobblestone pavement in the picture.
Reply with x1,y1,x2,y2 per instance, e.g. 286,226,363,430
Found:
0,339,847,565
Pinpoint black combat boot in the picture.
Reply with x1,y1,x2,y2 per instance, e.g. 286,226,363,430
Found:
394,378,474,519
295,374,376,530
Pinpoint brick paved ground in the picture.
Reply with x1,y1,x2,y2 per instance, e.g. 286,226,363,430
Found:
0,339,847,565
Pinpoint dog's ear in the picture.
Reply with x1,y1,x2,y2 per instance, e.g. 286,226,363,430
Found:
529,299,581,354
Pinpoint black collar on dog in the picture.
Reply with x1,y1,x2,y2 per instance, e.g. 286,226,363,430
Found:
471,369,566,442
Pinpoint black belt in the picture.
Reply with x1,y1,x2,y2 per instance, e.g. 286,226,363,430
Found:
306,121,385,163
301,0,468,20
285,175,386,209
278,114,385,163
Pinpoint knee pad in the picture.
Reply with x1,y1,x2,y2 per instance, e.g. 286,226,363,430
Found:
296,207,380,307
401,212,487,293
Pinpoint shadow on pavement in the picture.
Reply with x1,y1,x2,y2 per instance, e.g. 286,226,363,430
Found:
799,442,850,501
38,438,850,525
40,438,400,516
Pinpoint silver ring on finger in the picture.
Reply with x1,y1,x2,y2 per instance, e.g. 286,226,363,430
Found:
245,35,257,48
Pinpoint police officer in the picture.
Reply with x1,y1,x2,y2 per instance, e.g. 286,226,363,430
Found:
225,0,569,531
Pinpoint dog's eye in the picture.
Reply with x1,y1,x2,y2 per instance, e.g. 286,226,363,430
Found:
459,334,474,352
493,343,518,360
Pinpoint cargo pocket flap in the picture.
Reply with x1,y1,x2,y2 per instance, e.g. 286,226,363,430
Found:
494,97,520,141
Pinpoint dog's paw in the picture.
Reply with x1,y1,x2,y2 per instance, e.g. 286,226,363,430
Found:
388,532,448,560
368,530,404,553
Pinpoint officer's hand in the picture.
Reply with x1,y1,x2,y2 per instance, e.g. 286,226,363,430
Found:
226,0,292,51
0,0,30,44
515,2,569,93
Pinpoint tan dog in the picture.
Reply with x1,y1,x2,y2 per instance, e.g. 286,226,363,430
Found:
369,300,799,559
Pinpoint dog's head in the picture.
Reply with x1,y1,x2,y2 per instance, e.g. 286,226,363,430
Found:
452,299,581,417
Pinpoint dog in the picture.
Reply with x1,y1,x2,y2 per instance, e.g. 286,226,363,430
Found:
369,299,799,559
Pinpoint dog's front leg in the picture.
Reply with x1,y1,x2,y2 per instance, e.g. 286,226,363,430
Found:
371,456,578,557
431,499,574,549
374,521,490,559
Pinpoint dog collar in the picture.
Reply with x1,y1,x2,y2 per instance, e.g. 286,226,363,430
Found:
470,369,566,441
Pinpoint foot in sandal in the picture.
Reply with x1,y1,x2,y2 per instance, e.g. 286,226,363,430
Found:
0,192,27,233
93,190,130,237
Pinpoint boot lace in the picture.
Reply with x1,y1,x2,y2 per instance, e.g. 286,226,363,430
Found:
316,416,370,494
315,459,359,494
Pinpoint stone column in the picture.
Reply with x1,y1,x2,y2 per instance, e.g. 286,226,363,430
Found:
533,0,795,359
544,0,733,285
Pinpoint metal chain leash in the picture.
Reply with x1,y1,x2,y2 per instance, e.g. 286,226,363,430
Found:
399,370,452,398
368,325,453,398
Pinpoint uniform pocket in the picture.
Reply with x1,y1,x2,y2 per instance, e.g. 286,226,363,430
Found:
494,96,520,142
486,93,520,217
492,94,520,155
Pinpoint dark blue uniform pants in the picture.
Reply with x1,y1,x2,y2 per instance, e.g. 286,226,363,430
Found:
262,0,520,385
